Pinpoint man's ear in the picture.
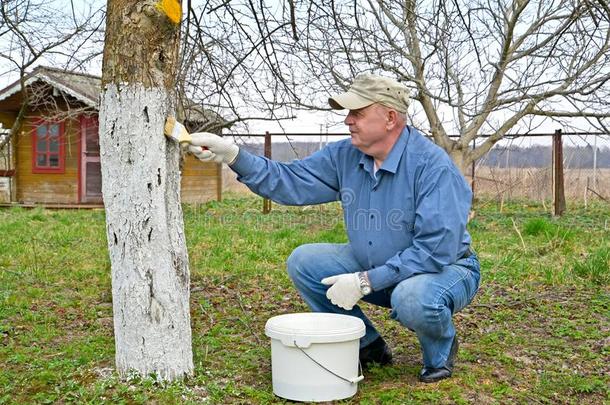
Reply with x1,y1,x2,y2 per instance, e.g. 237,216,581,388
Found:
386,109,399,130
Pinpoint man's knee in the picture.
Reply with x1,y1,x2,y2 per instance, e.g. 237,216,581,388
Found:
391,279,443,330
286,244,316,282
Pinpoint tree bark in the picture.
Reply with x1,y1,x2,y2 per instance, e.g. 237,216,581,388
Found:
99,0,193,381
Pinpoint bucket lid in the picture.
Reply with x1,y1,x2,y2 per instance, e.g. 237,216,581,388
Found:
265,313,365,346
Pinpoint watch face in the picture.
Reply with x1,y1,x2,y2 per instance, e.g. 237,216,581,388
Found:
362,286,372,295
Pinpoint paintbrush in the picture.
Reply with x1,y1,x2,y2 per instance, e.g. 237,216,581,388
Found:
164,116,192,144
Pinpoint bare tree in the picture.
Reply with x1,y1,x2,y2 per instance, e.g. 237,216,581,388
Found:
99,0,193,381
198,0,610,173
0,0,195,380
314,0,610,172
0,0,104,150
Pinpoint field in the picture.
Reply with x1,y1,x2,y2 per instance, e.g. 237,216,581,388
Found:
0,194,609,404
224,166,610,206
470,167,610,202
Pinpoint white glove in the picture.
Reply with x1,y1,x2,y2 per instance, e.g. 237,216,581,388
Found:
188,132,239,165
321,273,363,311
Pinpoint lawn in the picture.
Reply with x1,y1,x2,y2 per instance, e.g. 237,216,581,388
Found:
0,194,608,404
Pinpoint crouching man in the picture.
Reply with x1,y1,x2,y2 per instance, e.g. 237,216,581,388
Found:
187,74,480,383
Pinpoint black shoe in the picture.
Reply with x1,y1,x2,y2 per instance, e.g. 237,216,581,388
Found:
419,366,452,383
359,336,393,368
418,335,459,383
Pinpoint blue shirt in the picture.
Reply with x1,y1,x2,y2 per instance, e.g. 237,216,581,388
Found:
230,126,473,291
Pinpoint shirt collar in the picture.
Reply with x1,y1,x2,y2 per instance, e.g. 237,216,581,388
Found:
358,151,367,165
380,126,410,174
358,152,373,174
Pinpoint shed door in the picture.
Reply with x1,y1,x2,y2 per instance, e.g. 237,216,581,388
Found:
80,116,102,203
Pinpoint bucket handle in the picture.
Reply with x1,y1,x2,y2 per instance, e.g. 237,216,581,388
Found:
293,340,364,384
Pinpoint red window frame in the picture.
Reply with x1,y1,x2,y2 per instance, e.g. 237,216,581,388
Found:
32,120,65,174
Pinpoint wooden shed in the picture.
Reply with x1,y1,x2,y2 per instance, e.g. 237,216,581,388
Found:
0,66,222,206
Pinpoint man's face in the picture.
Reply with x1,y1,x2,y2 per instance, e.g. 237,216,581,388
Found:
344,103,389,154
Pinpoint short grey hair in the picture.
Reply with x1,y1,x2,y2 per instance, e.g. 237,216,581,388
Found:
396,111,407,123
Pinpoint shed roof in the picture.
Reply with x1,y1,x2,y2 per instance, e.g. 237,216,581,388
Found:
0,66,225,128
0,66,100,107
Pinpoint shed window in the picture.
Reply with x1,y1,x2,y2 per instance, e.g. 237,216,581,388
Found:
32,121,65,173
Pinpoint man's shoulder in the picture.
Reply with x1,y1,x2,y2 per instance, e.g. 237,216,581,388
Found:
407,128,444,157
406,128,461,172
327,137,355,150
325,138,361,159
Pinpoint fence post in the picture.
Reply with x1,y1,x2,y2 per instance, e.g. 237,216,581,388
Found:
552,129,566,216
470,139,475,197
263,131,272,214
593,134,598,190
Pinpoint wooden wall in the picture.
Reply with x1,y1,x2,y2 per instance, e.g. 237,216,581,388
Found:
181,154,221,203
15,113,81,204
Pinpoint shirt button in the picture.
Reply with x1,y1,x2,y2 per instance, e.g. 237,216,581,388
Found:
368,241,372,246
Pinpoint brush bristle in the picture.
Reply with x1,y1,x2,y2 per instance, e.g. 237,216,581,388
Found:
164,116,177,136
164,116,191,144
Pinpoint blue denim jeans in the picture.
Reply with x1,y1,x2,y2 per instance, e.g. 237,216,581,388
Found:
286,243,480,369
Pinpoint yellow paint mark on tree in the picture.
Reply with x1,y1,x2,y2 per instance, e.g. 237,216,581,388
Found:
155,0,181,24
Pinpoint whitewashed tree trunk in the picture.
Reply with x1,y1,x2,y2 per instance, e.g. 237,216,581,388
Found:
99,0,193,381
99,85,193,380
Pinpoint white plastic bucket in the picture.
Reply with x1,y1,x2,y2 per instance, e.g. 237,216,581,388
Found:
265,312,366,402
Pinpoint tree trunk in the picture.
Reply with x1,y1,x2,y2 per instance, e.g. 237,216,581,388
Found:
99,0,193,381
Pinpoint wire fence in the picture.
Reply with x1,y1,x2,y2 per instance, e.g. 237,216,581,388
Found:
2,127,608,210
222,130,610,212
473,133,609,206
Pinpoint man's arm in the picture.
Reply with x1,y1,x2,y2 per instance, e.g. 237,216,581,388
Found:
230,148,340,205
188,132,341,206
366,166,472,291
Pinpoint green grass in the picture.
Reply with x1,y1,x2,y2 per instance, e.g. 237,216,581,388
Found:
571,246,610,285
0,194,609,404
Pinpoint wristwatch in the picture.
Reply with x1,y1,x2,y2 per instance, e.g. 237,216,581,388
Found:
357,272,372,295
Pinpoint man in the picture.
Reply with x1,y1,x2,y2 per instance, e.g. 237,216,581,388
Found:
187,74,480,383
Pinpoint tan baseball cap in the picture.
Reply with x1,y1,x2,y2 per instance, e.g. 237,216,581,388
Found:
329,74,410,113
